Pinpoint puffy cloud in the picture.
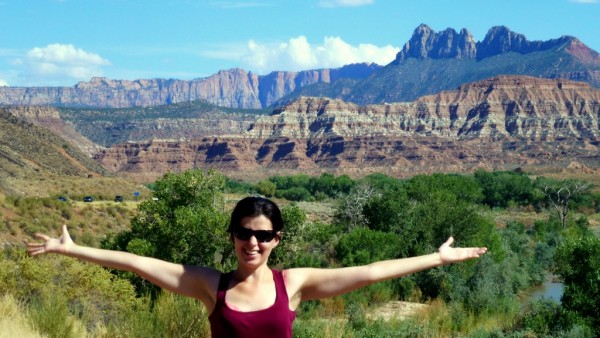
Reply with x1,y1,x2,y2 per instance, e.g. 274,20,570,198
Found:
240,35,398,74
21,44,110,84
318,0,374,8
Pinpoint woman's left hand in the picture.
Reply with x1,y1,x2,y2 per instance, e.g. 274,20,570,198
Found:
437,237,487,264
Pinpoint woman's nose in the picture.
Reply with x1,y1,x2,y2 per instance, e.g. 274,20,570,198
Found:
248,235,258,245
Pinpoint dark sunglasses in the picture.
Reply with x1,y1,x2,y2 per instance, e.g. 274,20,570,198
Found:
233,227,277,243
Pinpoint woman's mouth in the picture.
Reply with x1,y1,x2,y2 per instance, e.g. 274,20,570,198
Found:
244,249,260,256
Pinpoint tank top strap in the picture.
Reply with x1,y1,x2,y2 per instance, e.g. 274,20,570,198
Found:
271,269,288,298
216,271,233,302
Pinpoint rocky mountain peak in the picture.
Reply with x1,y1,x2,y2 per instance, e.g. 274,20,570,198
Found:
476,25,541,59
395,25,598,63
395,24,476,61
565,37,600,64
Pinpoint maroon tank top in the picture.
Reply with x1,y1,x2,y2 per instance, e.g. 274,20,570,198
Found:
208,269,296,338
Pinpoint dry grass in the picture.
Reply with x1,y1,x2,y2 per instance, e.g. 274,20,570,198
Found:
4,175,151,200
366,301,430,321
0,294,44,338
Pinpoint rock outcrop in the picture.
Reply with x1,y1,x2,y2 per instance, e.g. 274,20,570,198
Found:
0,63,380,109
93,76,600,181
395,24,600,63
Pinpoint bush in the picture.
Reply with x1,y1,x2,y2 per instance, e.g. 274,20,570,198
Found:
554,236,600,331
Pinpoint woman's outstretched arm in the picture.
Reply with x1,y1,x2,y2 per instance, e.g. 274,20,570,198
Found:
27,224,220,306
286,237,487,304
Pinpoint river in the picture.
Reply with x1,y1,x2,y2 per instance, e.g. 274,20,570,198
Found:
519,275,564,304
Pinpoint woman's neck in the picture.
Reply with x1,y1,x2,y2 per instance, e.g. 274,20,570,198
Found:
232,264,271,283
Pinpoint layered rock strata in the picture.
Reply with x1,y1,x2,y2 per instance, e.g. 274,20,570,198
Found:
94,76,600,181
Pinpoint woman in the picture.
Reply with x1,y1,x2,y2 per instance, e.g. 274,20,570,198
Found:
27,196,487,337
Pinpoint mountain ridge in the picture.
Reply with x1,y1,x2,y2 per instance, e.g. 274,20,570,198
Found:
0,25,599,110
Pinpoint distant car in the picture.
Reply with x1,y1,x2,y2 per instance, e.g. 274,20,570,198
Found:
83,196,93,202
114,195,124,202
57,196,68,202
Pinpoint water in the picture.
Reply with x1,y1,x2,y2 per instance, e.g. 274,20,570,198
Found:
520,275,564,304
529,281,564,302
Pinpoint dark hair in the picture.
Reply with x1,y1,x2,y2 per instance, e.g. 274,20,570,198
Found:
228,196,284,233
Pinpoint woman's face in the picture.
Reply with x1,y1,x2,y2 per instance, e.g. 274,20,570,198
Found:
233,214,280,268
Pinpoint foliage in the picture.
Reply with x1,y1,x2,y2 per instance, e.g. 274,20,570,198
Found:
121,292,210,338
554,236,600,331
335,227,402,266
0,247,140,331
103,169,234,295
58,101,269,147
224,177,256,194
270,203,309,266
363,188,409,233
268,173,356,201
357,173,405,193
407,173,484,205
474,170,539,208
276,186,313,202
254,179,276,197
335,184,378,230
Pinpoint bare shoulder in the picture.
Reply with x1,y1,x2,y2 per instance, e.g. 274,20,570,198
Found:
282,268,318,290
178,265,223,308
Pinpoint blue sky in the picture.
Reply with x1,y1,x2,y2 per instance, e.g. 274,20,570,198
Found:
0,0,598,87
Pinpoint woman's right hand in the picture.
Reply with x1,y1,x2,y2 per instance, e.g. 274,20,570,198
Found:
27,224,74,256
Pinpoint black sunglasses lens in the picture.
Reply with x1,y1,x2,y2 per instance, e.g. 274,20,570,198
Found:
235,228,252,240
255,231,275,242
235,228,275,242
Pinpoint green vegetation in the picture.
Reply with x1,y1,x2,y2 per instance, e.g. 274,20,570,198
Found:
1,169,599,337
57,100,271,147
59,100,270,123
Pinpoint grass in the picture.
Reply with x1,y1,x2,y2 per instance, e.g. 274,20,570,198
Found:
0,294,44,338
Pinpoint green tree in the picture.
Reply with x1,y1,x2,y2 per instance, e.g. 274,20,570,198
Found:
363,188,409,233
474,170,538,208
554,236,600,330
407,173,483,205
334,227,402,266
255,179,276,197
103,169,233,295
270,203,308,266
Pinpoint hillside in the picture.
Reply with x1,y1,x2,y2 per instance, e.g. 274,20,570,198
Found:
0,107,109,195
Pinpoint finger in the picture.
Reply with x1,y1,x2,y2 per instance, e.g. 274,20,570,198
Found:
443,236,454,247
28,249,45,256
33,233,50,241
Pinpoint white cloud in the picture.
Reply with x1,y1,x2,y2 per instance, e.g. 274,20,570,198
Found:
0,79,8,86
20,44,110,84
237,35,398,74
318,0,374,8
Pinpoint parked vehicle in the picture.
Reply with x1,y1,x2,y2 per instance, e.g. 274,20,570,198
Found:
83,196,93,202
57,196,68,202
114,195,124,202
